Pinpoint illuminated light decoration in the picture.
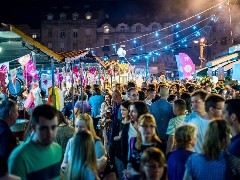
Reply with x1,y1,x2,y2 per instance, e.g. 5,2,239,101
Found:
176,24,179,28
140,48,143,51
195,31,201,37
158,41,162,44
137,56,140,59
91,50,94,54
149,52,152,56
164,46,168,50
133,39,137,44
176,34,179,38
219,5,222,9
133,59,136,62
112,45,116,48
193,26,197,30
198,15,201,19
178,45,181,47
184,44,188,47
155,32,159,37
171,49,174,52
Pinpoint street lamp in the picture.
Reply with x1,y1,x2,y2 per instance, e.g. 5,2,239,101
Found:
194,37,206,68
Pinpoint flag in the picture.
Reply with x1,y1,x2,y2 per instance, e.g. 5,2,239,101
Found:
26,60,39,80
18,54,30,66
178,53,195,80
10,68,17,91
175,55,184,80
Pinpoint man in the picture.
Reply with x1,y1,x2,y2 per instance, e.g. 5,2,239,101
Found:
184,91,225,153
127,87,139,102
222,99,240,158
144,88,156,107
150,86,174,148
8,104,62,180
0,98,18,159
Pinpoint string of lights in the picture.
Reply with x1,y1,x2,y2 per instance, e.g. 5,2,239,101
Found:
89,0,227,51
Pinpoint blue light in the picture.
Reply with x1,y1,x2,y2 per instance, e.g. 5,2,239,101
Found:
197,15,201,19
137,56,140,59
178,44,181,47
149,52,152,56
164,46,168,49
193,26,197,30
176,24,179,28
155,32,159,37
112,45,116,48
140,48,143,51
144,56,148,58
158,41,162,44
184,44,187,47
133,39,137,44
91,50,94,54
133,59,136,62
176,34,179,38
171,49,174,52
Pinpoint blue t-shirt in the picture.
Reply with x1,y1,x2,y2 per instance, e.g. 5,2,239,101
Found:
167,148,195,180
227,133,240,158
185,152,226,180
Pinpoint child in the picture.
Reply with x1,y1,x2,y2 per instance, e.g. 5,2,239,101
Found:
166,99,187,155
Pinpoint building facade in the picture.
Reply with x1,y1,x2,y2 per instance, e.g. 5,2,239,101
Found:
40,6,177,76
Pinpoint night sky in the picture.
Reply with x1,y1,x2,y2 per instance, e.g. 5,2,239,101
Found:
1,0,216,28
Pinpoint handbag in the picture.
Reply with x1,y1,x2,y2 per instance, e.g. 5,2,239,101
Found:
224,151,240,180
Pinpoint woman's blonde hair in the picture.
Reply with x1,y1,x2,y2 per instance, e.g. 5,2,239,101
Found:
65,130,98,179
140,147,167,180
203,119,230,160
75,113,100,140
175,124,197,149
135,114,161,150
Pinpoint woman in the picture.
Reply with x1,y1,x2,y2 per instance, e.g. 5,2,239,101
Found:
62,114,116,180
113,100,132,179
183,119,239,180
128,114,165,172
74,93,91,115
124,147,167,180
121,101,149,167
55,111,74,157
89,87,105,131
65,130,99,180
167,124,197,180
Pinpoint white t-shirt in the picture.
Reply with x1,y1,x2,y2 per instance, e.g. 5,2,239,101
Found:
127,123,137,160
184,113,210,153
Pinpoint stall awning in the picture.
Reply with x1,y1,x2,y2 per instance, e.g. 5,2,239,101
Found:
224,59,240,71
206,53,238,67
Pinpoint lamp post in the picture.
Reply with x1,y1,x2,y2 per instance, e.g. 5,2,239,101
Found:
194,37,206,68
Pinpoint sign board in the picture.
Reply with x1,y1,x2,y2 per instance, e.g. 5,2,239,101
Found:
232,64,240,81
218,67,224,80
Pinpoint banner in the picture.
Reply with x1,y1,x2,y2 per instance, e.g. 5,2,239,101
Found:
218,67,224,80
232,64,240,81
207,68,213,79
26,60,39,80
10,68,17,91
178,53,195,80
18,54,31,66
175,55,184,80
0,62,9,94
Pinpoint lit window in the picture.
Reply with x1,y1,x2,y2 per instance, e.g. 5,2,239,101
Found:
85,12,92,20
32,34,37,39
104,26,109,33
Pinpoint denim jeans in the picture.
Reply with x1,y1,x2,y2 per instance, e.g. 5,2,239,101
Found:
115,156,124,180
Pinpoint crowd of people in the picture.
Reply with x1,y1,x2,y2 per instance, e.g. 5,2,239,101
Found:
1,78,240,180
